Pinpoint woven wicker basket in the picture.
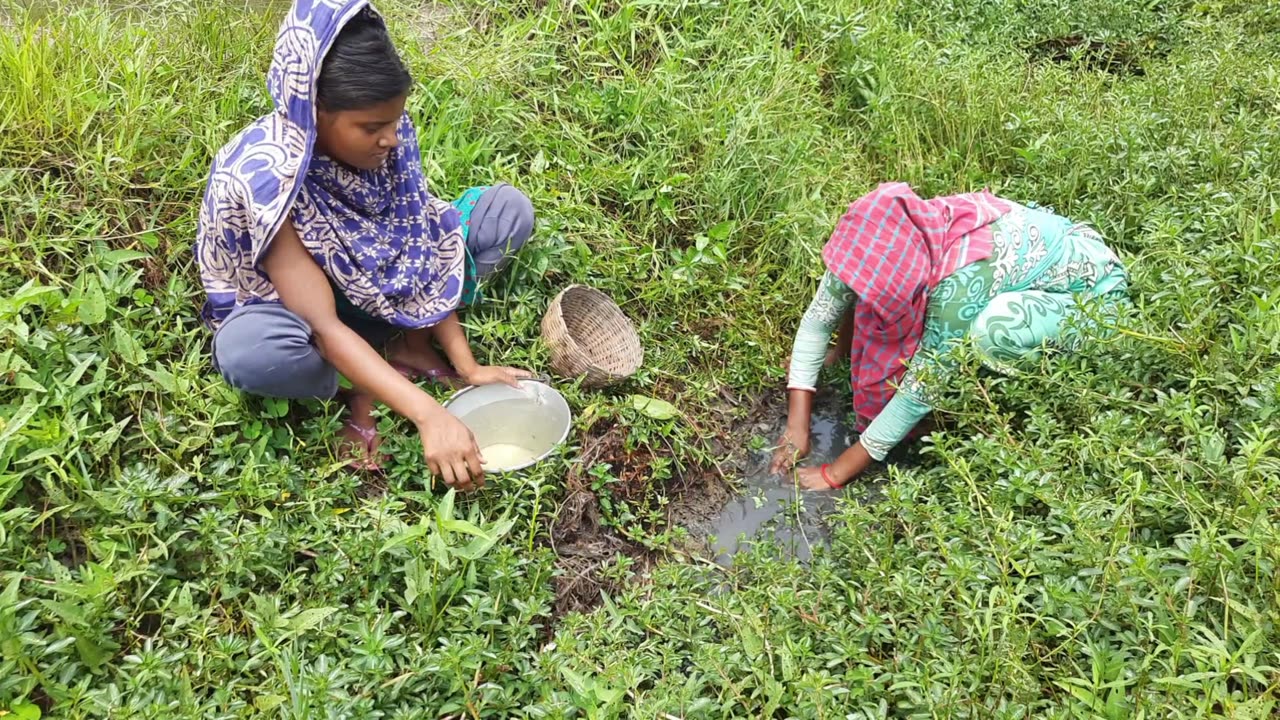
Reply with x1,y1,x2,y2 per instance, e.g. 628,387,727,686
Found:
541,285,643,388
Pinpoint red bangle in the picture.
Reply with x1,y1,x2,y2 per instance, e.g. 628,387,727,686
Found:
819,464,841,489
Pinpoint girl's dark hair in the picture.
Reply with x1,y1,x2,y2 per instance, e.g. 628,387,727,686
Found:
316,10,412,111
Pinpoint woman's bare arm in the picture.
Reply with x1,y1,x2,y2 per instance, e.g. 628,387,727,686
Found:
261,218,486,489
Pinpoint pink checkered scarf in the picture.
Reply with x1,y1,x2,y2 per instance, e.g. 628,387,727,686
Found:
821,182,1013,430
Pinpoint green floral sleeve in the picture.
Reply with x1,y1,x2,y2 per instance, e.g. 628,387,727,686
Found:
787,271,855,391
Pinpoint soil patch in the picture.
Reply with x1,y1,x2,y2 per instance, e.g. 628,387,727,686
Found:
542,382,921,617
1028,35,1166,76
546,419,655,618
664,387,776,536
33,514,89,569
544,390,751,618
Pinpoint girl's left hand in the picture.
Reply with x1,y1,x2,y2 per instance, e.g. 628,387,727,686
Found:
793,465,841,492
460,365,534,388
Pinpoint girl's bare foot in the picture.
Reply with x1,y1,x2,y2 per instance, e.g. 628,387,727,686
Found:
385,331,461,388
336,391,386,471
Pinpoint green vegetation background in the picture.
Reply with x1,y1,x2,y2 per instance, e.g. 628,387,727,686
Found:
1,0,1278,716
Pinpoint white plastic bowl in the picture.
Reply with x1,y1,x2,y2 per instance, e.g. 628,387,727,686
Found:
442,379,572,472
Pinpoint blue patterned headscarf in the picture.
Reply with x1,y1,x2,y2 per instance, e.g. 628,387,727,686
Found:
195,0,465,330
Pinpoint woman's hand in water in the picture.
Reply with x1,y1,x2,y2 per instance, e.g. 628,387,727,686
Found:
417,407,485,492
459,365,534,388
769,428,811,474
794,465,840,491
791,442,873,492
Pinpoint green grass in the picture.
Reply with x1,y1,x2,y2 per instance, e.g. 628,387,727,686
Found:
3,0,1280,716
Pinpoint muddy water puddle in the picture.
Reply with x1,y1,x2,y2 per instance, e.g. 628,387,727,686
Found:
708,392,869,566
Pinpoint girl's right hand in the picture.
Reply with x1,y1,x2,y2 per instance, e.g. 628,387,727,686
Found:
418,408,486,492
769,428,811,474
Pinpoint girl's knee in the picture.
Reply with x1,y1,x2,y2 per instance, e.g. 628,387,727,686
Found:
469,183,534,276
213,304,338,399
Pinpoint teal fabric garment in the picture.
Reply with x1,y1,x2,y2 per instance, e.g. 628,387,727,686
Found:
332,185,490,326
787,203,1130,461
452,185,488,306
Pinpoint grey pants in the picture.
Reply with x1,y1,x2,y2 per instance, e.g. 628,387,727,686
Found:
213,184,534,400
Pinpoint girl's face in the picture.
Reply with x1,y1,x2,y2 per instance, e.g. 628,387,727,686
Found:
315,94,407,171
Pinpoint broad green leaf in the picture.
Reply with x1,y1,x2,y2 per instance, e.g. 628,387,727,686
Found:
10,701,42,720
101,249,150,265
739,621,763,658
64,353,96,387
142,367,178,394
75,634,112,670
453,534,498,561
8,282,59,309
91,416,132,457
2,574,21,606
426,531,452,570
403,574,420,606
242,422,263,440
378,524,428,554
78,278,107,325
439,518,491,539
1054,679,1100,707
287,606,339,634
14,374,46,393
490,518,515,540
560,666,591,696
708,220,733,240
263,397,289,418
253,695,287,712
596,684,623,704
0,477,23,508
778,644,797,681
7,316,29,343
111,322,147,365
437,487,455,525
41,599,87,626
0,349,28,374
628,395,679,420
0,396,41,455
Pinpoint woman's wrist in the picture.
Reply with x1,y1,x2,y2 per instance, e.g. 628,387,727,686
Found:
827,441,872,485
408,394,446,427
783,423,810,443
434,313,480,380
824,460,854,486
784,390,814,433
453,360,480,381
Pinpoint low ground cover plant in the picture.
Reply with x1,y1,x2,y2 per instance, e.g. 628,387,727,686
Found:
1,0,1278,716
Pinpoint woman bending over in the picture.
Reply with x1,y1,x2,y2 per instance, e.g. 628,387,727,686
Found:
771,183,1129,490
